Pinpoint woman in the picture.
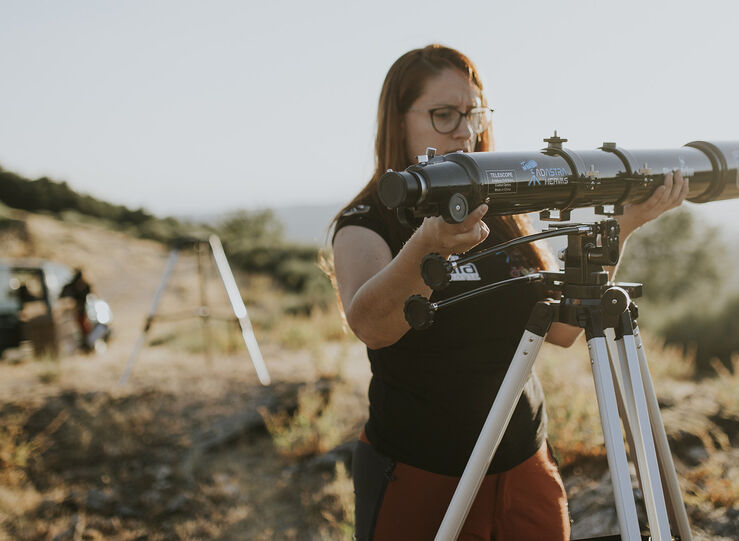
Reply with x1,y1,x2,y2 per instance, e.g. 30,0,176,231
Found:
331,44,686,540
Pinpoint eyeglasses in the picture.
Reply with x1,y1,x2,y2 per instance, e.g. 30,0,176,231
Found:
408,106,494,135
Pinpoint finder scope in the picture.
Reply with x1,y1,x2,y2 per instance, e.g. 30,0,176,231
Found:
378,134,739,223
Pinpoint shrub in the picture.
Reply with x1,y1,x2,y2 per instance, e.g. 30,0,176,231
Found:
616,207,737,373
661,293,739,373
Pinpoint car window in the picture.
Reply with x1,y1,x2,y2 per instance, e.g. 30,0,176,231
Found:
0,266,20,314
43,262,73,301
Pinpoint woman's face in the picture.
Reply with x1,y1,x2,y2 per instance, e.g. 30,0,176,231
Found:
403,68,485,165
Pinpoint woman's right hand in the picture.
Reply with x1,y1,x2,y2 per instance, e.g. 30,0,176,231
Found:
416,203,490,258
333,203,491,349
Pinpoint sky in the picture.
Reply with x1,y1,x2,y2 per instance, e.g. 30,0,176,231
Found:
1,0,738,228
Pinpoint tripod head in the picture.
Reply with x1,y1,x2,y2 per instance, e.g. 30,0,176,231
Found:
404,219,642,330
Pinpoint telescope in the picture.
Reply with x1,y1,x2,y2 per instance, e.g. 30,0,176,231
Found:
378,133,739,223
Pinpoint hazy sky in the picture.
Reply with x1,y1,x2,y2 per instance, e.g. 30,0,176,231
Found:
1,0,738,224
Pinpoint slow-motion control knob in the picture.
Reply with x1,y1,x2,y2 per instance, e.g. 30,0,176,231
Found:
421,253,453,290
404,295,436,330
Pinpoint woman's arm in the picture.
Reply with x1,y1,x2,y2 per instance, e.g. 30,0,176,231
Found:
333,204,489,350
607,170,689,280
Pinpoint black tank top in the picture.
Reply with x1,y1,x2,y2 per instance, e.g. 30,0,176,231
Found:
335,202,548,476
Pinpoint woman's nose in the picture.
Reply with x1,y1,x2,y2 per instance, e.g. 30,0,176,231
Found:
452,115,474,140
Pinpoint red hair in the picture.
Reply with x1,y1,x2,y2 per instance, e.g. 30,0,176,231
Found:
331,44,556,271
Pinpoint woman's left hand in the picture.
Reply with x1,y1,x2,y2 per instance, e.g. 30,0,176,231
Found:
617,169,689,238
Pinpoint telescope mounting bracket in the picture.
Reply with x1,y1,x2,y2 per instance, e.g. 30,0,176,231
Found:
541,131,591,221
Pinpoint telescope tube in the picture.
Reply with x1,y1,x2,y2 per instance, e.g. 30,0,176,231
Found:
378,137,739,223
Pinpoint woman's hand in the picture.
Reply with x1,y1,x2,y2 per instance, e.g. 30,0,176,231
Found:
604,169,689,283
333,203,490,349
617,170,689,238
416,203,490,258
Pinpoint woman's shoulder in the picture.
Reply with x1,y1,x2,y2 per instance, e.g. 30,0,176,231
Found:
333,198,410,256
335,201,381,234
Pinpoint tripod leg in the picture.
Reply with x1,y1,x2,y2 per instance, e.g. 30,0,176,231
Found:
587,328,642,540
434,301,554,541
605,328,645,518
612,313,671,541
633,324,693,541
196,241,213,366
208,235,271,386
119,248,180,386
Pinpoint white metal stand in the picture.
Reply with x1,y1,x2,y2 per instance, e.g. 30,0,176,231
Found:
434,294,691,541
118,235,270,386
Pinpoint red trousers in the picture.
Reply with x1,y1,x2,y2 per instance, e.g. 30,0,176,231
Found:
354,432,570,541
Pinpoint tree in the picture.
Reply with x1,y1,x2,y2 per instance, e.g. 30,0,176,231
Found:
617,207,726,304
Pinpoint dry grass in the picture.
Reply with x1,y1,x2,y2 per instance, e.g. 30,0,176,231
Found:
315,463,355,540
539,332,738,527
0,210,736,539
539,332,700,466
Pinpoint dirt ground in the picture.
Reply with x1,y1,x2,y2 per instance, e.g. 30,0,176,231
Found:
0,212,736,540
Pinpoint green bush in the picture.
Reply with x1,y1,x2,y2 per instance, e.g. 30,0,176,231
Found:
617,208,725,303
0,165,192,241
214,211,333,312
617,207,737,374
661,293,739,373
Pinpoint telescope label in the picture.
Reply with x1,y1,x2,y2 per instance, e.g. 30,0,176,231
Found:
535,167,568,185
485,169,517,193
448,255,481,281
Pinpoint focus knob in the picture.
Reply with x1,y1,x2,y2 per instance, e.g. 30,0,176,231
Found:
404,295,436,330
421,253,453,290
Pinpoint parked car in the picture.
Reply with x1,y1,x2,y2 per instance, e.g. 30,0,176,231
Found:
0,259,112,359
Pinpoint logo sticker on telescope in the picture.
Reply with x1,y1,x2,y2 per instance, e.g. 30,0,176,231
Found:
521,160,540,185
522,160,568,186
485,170,517,193
448,255,481,281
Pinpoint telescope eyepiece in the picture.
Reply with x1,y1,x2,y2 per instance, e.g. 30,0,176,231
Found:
378,170,425,209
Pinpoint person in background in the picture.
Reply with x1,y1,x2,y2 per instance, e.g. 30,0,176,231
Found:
60,268,92,350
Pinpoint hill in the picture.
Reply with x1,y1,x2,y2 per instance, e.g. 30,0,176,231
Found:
0,208,735,539
0,159,737,538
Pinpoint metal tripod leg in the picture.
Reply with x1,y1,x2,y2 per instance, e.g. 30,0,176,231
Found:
604,329,646,524
588,331,643,540
434,302,553,541
632,324,692,541
604,328,639,471
118,248,180,386
196,241,213,365
610,312,671,541
208,235,270,386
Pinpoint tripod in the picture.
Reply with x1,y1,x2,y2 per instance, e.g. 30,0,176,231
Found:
405,220,691,541
118,234,270,387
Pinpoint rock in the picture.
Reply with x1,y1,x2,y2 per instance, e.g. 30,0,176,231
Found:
116,504,140,518
85,489,115,513
165,494,190,515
